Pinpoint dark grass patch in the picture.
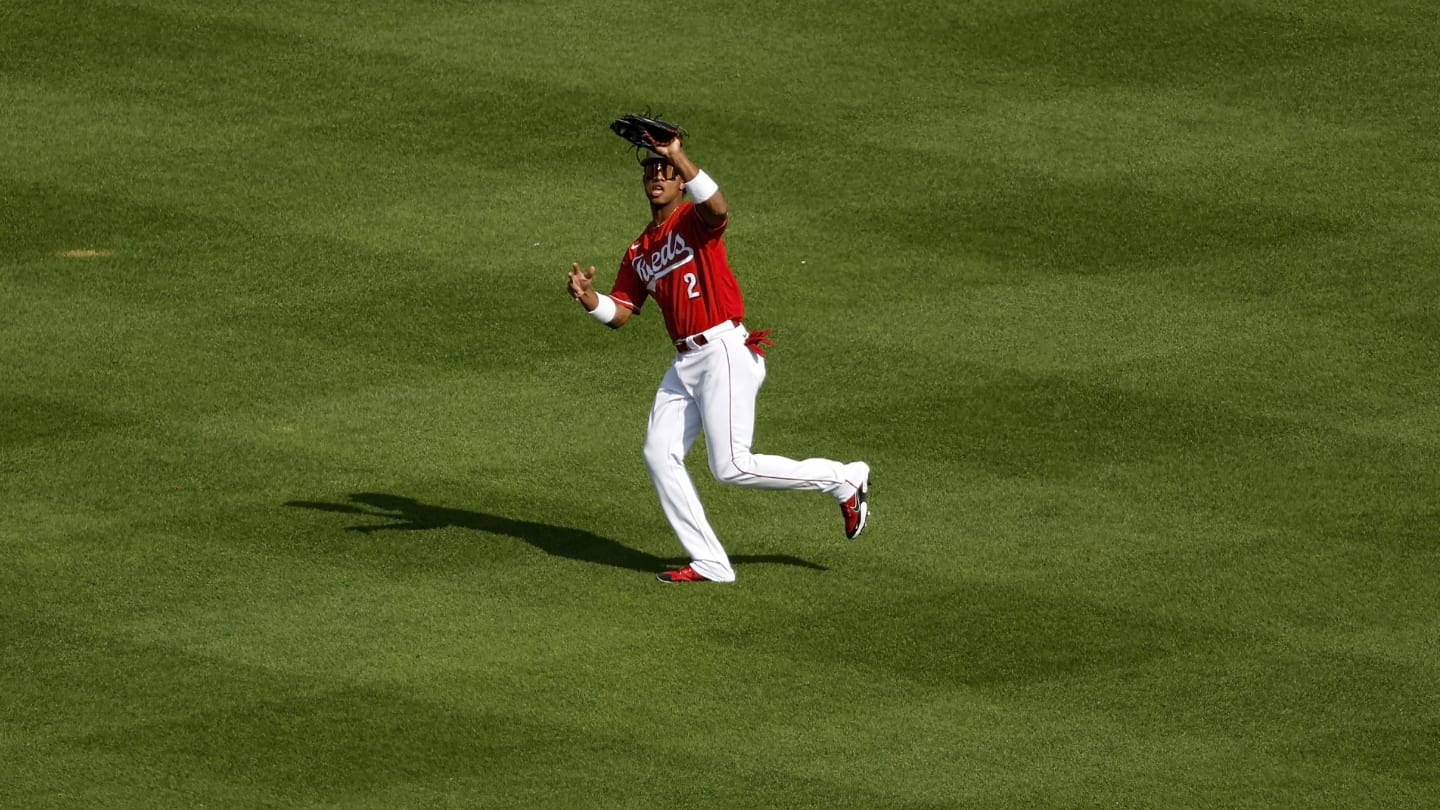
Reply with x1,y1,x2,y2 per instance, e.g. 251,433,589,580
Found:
959,1,1366,88
0,1,631,164
0,177,199,262
0,395,130,450
727,580,1215,688
952,0,1440,129
1059,643,1440,785
953,0,1440,128
818,367,1293,475
826,171,1345,278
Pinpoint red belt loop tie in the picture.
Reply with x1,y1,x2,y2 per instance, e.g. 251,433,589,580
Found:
744,328,774,357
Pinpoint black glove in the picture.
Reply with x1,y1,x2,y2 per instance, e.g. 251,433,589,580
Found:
610,112,687,153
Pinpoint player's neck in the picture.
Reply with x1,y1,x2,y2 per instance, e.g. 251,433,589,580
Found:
649,199,683,227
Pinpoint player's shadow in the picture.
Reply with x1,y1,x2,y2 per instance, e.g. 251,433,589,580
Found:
284,492,828,574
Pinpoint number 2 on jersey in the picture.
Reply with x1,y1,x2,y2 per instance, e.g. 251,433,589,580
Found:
683,272,701,299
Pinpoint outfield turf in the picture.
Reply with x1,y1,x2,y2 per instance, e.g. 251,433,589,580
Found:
2,1,1437,807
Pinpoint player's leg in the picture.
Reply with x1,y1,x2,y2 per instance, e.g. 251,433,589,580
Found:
642,367,736,582
694,334,869,501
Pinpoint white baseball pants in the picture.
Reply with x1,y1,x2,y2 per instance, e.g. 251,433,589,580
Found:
642,321,867,582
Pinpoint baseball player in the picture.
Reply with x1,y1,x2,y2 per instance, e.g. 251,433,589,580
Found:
566,134,871,583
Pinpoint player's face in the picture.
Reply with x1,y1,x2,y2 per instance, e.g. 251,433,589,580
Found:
642,161,684,206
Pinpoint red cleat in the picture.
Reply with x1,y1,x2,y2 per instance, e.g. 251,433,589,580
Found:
656,564,709,583
841,468,870,540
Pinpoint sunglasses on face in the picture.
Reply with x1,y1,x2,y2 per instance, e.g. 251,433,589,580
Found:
642,161,679,180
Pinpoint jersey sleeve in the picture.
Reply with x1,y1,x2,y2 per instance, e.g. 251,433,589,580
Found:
609,253,647,312
682,200,728,239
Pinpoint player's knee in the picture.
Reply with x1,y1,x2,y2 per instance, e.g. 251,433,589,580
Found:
643,440,679,474
710,455,751,486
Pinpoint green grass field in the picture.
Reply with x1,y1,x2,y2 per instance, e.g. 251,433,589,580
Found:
3,1,1437,807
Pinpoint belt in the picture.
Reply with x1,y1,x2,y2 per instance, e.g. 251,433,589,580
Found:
674,320,740,354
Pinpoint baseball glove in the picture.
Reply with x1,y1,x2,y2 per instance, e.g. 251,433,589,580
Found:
610,112,687,152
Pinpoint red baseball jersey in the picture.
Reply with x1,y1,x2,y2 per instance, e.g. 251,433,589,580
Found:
609,202,744,342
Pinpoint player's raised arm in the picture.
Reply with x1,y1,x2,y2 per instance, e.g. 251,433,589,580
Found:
653,139,727,229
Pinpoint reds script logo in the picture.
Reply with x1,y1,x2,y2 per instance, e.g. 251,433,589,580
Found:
632,231,694,289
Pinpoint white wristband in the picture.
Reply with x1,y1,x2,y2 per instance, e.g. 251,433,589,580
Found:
686,170,719,204
587,293,617,324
